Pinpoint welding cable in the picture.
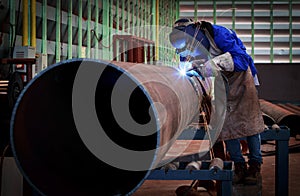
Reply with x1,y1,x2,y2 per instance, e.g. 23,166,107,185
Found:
91,29,110,48
186,75,215,159
181,179,197,196
185,76,214,159
193,76,215,159
201,111,215,159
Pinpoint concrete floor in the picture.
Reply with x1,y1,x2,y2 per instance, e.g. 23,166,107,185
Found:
133,137,300,196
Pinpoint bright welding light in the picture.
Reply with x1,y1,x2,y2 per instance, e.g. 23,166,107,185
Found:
178,61,192,76
179,68,187,76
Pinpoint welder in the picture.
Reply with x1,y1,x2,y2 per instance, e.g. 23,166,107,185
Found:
169,18,265,185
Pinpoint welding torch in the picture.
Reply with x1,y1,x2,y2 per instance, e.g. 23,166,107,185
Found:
184,63,205,80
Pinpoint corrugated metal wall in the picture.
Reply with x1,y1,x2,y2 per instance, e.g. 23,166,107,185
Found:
1,0,299,69
179,0,300,63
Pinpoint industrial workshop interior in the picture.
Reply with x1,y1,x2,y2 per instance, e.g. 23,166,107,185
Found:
0,0,299,195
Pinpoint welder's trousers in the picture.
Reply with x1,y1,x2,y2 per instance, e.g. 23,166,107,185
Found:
225,133,263,164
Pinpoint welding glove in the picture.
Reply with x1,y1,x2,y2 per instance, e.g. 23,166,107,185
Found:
192,52,234,77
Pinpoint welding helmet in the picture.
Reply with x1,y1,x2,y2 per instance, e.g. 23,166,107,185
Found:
169,18,194,49
169,19,210,58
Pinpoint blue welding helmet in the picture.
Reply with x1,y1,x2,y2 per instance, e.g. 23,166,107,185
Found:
169,18,194,49
169,19,210,58
169,28,187,49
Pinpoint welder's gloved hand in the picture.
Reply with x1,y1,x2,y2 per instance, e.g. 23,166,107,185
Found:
192,52,234,77
210,52,234,72
191,59,220,78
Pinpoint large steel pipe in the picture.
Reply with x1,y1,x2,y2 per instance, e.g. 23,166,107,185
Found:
10,58,207,195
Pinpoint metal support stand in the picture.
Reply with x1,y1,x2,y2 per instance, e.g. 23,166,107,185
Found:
147,127,290,196
260,127,290,196
147,127,233,196
147,161,233,196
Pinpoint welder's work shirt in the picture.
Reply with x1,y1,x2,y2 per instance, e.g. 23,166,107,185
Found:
204,24,265,140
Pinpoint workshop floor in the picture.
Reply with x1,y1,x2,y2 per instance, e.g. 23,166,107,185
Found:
133,137,300,196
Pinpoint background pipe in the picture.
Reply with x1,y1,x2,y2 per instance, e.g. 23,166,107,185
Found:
22,0,29,46
10,59,210,195
55,0,61,62
41,0,47,54
30,0,36,48
9,0,16,51
77,0,82,58
286,103,300,114
67,0,72,59
260,99,300,136
277,103,300,115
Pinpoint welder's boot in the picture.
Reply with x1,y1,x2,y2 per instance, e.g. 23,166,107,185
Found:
244,161,262,185
233,162,247,184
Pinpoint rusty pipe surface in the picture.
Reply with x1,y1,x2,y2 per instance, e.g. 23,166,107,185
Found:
285,103,300,114
260,99,300,135
10,58,211,195
260,99,297,123
277,103,300,115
